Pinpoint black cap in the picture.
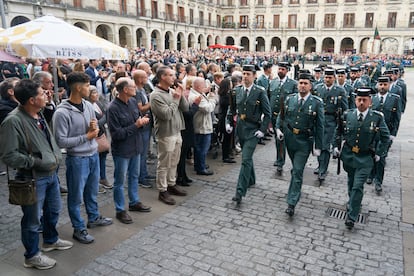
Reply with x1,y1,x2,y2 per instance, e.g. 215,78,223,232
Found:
324,68,335,76
350,67,360,72
383,70,394,75
278,62,291,69
313,67,322,73
356,87,374,97
378,76,391,83
336,68,347,75
262,62,273,70
242,64,256,72
298,73,314,82
299,69,311,74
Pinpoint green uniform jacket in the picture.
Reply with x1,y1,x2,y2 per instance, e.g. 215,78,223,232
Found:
234,84,271,139
269,77,298,125
0,106,62,177
276,93,324,151
338,82,355,109
371,93,401,137
395,78,407,113
337,109,390,169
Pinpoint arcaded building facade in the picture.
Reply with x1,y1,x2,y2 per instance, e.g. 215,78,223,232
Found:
2,0,414,55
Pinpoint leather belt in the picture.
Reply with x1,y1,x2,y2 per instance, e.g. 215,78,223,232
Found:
287,124,311,136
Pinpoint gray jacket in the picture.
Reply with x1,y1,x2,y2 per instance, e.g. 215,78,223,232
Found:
53,99,98,156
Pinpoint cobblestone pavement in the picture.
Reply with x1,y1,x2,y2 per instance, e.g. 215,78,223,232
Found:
1,71,412,275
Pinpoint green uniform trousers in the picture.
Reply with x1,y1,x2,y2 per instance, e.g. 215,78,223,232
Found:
343,164,371,222
236,136,258,197
286,147,311,206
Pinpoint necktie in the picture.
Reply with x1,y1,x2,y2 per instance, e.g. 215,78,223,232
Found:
358,113,363,122
245,88,249,96
299,98,304,107
380,96,384,104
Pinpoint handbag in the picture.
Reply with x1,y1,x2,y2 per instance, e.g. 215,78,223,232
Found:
96,133,110,153
7,119,37,205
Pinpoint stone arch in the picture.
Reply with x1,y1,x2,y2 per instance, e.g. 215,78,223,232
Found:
10,16,30,27
270,37,281,52
136,28,147,49
359,37,370,54
256,37,265,52
287,37,298,52
340,37,354,54
206,35,214,47
197,34,205,49
226,36,235,45
150,30,162,50
215,36,220,44
241,36,250,51
164,31,174,50
322,37,335,53
187,33,196,49
74,21,89,32
96,24,114,42
177,32,185,51
119,26,132,48
304,37,316,53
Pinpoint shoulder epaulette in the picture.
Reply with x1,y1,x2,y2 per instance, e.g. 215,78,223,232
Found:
256,85,265,92
312,95,323,103
390,93,400,99
373,110,384,117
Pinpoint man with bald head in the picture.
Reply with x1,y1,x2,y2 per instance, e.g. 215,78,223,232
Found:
188,77,217,175
137,62,154,93
133,70,154,188
107,77,152,224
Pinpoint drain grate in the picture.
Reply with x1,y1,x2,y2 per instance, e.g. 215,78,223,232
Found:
326,207,367,224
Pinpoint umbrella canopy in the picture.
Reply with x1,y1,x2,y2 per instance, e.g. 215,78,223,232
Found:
0,50,24,63
0,15,128,60
208,44,226,49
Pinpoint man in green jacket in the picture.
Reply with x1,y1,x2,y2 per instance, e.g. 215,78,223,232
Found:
333,87,390,230
227,65,271,204
0,79,72,270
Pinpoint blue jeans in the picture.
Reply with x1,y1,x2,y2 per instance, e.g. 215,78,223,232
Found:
139,129,151,182
66,154,100,231
113,155,141,212
194,133,211,172
21,173,61,259
99,151,108,180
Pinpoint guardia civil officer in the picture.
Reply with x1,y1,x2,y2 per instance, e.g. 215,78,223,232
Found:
226,65,271,204
370,76,401,194
269,62,298,175
275,73,324,216
333,87,390,230
314,69,348,182
336,68,355,109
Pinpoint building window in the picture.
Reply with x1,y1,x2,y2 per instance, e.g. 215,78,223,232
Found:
216,15,221,27
308,0,317,3
223,15,233,28
151,1,158,18
273,14,280,28
208,13,212,26
326,0,336,3
190,9,194,24
228,0,233,5
138,0,145,16
240,0,248,5
409,12,414,28
343,13,354,28
288,14,297,28
308,14,315,28
178,7,185,22
257,0,264,5
324,14,335,28
165,4,173,20
98,0,105,11
290,0,299,3
73,0,82,8
387,12,397,28
365,13,373,28
240,15,248,28
120,0,127,14
199,11,204,25
273,0,282,4
344,0,356,2
256,15,264,28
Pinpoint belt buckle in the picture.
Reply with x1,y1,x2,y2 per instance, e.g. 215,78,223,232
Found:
240,114,246,120
352,146,360,153
293,128,300,135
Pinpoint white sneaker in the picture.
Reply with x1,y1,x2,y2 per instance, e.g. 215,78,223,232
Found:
41,238,73,252
24,252,56,270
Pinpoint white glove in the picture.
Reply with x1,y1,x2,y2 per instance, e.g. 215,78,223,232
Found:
254,130,264,139
313,149,321,157
390,135,395,141
225,124,233,134
276,129,284,141
333,147,340,158
374,155,380,162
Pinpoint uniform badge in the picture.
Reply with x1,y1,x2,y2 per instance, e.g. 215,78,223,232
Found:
293,128,300,135
352,146,360,153
240,114,246,120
